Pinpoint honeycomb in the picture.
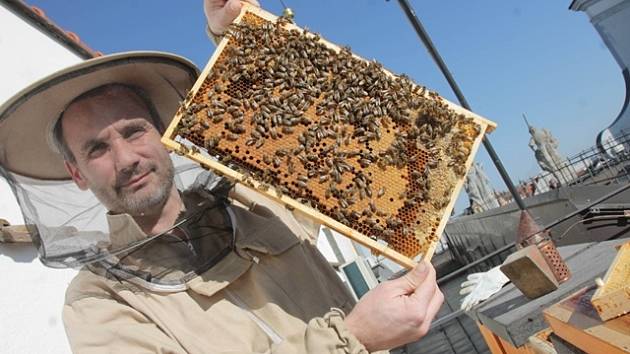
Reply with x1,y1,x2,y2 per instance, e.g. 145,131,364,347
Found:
591,241,630,320
163,6,494,263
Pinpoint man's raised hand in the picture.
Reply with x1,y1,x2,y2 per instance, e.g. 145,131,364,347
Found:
344,261,444,352
204,0,261,36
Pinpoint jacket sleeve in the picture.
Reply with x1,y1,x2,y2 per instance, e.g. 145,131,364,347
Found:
63,297,186,354
65,298,377,354
271,308,370,354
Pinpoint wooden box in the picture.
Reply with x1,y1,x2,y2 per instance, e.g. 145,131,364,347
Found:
543,286,630,354
500,244,559,299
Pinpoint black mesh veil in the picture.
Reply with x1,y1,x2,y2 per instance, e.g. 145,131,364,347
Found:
0,154,238,291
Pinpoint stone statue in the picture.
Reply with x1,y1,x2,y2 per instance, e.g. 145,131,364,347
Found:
524,114,575,185
464,162,499,213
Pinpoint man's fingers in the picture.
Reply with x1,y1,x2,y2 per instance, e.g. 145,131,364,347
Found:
392,261,430,293
222,0,243,23
419,288,444,335
206,0,243,34
408,264,437,303
242,0,261,6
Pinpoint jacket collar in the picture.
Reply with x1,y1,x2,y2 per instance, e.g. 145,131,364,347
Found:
106,212,149,250
104,196,301,260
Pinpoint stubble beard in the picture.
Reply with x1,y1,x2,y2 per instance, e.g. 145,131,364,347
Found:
94,161,175,216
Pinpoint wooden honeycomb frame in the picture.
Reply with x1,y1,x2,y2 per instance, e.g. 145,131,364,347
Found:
591,241,630,321
161,4,496,268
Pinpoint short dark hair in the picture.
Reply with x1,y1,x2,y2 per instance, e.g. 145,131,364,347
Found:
51,83,163,163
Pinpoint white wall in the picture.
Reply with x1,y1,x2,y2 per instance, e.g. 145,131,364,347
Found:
0,3,84,353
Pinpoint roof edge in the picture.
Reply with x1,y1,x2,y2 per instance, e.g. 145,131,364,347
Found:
1,0,101,59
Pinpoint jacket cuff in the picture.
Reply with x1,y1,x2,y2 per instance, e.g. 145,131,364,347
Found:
322,308,369,354
205,24,224,45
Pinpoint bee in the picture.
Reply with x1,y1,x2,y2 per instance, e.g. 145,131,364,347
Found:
257,183,270,191
204,136,220,150
287,159,295,174
220,155,232,164
365,186,373,198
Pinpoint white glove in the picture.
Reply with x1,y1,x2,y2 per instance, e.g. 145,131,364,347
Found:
459,266,510,311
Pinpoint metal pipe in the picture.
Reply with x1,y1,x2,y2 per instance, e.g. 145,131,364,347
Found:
395,0,527,211
537,181,630,235
436,180,630,285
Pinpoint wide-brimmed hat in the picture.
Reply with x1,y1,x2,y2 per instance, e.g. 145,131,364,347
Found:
0,51,199,180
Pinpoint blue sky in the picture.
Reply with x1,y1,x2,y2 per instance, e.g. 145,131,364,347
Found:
29,0,624,212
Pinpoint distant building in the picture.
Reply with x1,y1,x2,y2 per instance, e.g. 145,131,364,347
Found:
570,0,630,157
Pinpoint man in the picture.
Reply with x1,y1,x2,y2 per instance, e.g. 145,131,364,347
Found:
0,3,442,354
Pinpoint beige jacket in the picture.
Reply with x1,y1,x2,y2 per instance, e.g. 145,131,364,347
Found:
63,186,369,353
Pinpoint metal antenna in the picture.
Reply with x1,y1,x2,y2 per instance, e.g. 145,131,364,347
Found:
522,113,532,129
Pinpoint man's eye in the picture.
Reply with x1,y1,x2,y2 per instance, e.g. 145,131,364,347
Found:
126,127,146,139
88,144,107,158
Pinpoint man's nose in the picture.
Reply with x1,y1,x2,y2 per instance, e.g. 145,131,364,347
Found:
111,138,141,172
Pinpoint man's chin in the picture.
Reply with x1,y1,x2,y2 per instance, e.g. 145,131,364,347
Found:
119,186,170,216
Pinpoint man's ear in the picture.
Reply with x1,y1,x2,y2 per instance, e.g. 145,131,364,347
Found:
64,161,88,190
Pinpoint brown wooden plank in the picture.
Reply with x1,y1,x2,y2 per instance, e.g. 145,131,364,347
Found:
0,224,32,243
543,286,630,354
478,322,509,354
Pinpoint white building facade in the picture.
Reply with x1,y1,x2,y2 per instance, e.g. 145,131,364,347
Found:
0,2,97,353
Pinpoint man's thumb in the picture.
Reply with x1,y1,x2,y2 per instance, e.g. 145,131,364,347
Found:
226,0,243,17
391,261,429,293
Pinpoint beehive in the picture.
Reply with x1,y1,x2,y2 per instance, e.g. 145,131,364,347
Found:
591,241,630,321
162,4,496,268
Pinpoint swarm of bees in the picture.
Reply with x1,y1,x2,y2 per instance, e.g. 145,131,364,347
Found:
173,11,485,257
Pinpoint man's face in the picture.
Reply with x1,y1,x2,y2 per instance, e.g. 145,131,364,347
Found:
62,87,174,215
